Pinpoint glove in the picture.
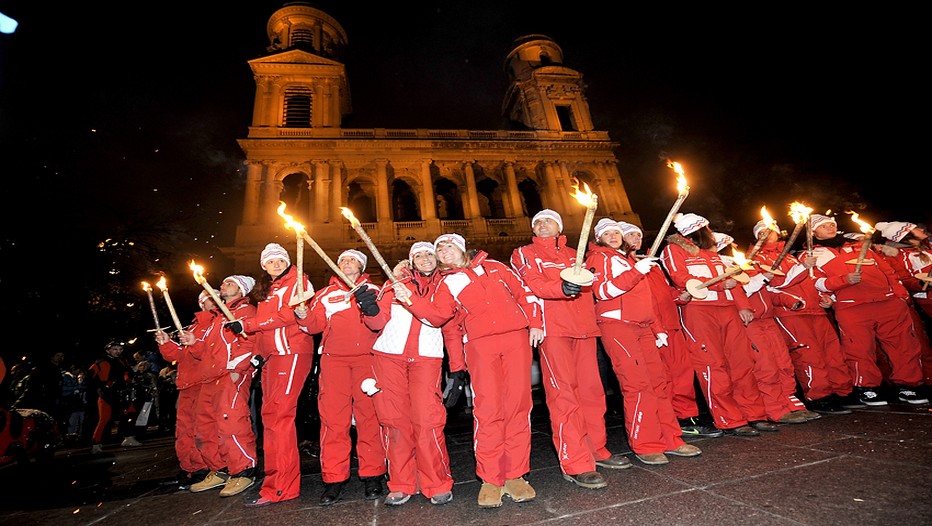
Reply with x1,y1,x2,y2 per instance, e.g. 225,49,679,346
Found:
224,320,244,334
249,355,265,370
655,332,669,348
353,287,380,316
443,370,468,408
561,280,582,296
634,257,659,275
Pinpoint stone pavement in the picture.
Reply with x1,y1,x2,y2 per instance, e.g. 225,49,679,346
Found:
1,393,930,526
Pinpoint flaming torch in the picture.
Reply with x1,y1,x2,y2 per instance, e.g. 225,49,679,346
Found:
560,180,598,285
685,248,754,299
277,203,322,305
846,211,876,272
763,201,812,275
647,160,689,257
340,207,411,304
155,276,184,334
190,261,239,324
141,281,167,332
746,206,779,261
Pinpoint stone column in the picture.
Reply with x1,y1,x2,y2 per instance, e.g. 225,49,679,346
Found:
420,159,436,220
313,161,330,223
543,162,566,211
503,161,522,218
243,161,263,225
331,161,343,212
262,175,283,225
463,161,481,219
376,160,392,222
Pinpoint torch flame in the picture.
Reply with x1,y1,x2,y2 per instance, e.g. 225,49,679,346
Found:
667,161,688,195
189,260,206,284
277,202,307,234
340,207,360,227
731,248,754,270
760,206,779,232
141,281,151,292
846,211,875,234
569,180,597,208
156,276,167,291
789,201,813,225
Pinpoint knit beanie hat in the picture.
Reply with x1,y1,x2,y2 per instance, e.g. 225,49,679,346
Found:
753,220,777,240
673,213,709,236
408,241,435,260
874,221,916,243
224,275,256,297
713,232,734,252
338,249,368,268
810,214,836,231
198,289,215,307
260,242,291,267
531,209,564,232
619,222,643,236
434,233,467,253
594,218,622,239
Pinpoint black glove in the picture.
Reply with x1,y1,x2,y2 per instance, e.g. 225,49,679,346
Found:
443,370,469,408
249,355,265,370
353,287,380,316
224,320,244,334
561,280,582,296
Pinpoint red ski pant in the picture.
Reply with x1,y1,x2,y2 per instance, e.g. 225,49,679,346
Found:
258,353,312,502
371,354,452,498
174,384,208,473
318,353,385,483
743,319,807,420
658,328,699,419
774,314,852,401
194,377,223,471
465,330,533,486
835,299,923,388
599,321,685,454
204,372,257,476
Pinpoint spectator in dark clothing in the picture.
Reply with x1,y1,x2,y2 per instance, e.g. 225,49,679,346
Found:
13,351,65,417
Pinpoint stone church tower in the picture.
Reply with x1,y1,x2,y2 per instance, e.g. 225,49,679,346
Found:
224,3,640,283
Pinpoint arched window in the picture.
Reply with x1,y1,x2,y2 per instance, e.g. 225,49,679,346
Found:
283,86,312,127
434,178,464,220
518,179,542,218
392,179,420,221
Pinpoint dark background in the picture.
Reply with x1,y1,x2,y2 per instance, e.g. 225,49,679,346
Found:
0,1,924,367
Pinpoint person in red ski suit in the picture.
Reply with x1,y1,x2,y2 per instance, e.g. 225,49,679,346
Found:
393,233,542,509
295,249,386,506
362,241,464,506
587,218,702,466
660,213,772,436
809,214,926,406
510,210,633,489
226,242,316,508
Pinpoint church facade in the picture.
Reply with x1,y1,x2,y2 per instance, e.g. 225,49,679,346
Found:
224,3,640,283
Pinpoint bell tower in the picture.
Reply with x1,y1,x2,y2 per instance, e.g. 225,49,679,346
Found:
502,34,595,133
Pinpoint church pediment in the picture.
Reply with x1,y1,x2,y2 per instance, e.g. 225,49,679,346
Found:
249,49,343,67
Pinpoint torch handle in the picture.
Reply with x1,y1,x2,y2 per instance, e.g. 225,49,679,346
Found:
353,226,412,305
146,290,162,329
302,232,356,289
699,266,744,289
161,289,185,334
647,191,688,258
770,222,806,269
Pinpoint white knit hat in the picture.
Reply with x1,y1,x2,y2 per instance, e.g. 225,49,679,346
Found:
713,232,734,252
260,242,291,267
434,233,467,253
874,221,916,243
531,209,564,233
752,220,777,240
810,214,836,231
224,275,256,297
338,249,368,268
673,213,709,236
618,221,642,236
198,289,216,307
408,241,435,260
594,218,622,239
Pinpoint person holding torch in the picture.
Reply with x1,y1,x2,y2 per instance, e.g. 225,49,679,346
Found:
660,213,772,436
293,249,387,506
224,242,316,508
809,214,927,406
510,210,632,489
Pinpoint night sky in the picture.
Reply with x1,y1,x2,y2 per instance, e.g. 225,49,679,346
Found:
0,2,924,364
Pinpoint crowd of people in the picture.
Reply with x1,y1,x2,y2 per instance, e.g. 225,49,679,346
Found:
3,206,929,510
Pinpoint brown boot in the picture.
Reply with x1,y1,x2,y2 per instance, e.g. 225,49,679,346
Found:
477,482,503,508
503,477,536,502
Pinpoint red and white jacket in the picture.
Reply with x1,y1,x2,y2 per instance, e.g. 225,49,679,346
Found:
586,243,661,333
406,251,542,342
299,274,379,357
158,309,214,390
661,234,751,309
188,297,257,380
811,239,909,309
510,235,599,339
364,270,466,371
242,265,315,357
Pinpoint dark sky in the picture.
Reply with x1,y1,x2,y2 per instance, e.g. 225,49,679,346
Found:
0,2,925,359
